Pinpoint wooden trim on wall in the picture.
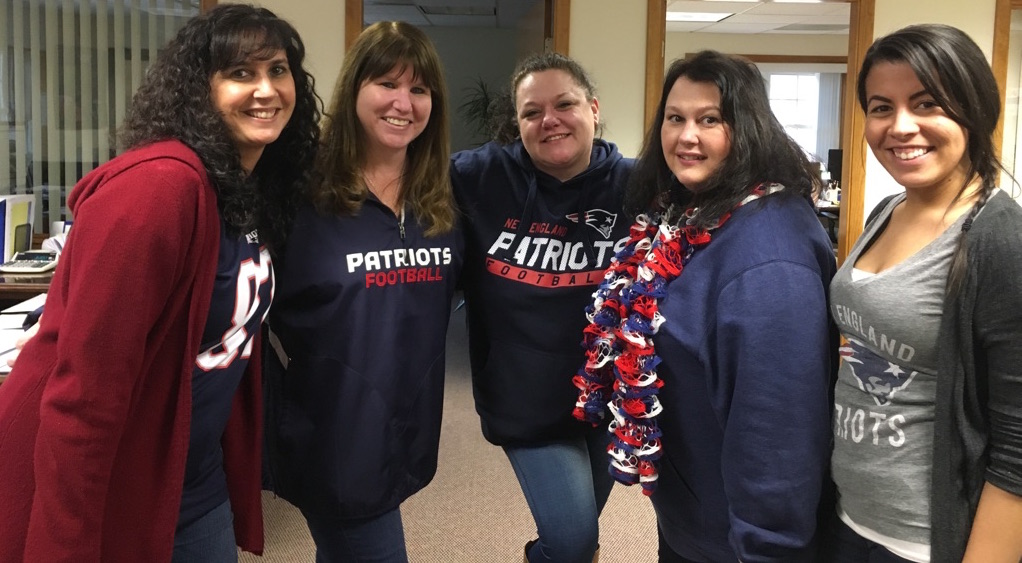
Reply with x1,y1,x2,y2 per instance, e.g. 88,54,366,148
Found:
992,0,1013,159
645,0,666,130
549,0,570,55
731,54,847,64
836,0,873,265
345,0,363,52
200,0,216,14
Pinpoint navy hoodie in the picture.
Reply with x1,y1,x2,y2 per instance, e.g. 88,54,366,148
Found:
264,198,463,520
451,139,632,445
650,195,836,562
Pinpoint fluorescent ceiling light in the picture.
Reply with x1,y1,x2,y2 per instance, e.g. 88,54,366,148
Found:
666,11,732,22
419,6,495,16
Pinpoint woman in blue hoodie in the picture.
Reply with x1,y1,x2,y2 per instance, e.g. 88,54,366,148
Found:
451,53,632,563
574,51,836,562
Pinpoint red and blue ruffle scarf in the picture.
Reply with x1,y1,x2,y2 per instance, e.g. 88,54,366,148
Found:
573,186,770,495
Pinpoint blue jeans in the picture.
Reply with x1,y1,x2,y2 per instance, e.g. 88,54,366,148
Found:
172,499,237,563
819,513,915,563
504,429,615,563
657,527,705,563
302,506,408,563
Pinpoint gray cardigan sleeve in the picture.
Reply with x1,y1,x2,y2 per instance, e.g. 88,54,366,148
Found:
973,199,1022,495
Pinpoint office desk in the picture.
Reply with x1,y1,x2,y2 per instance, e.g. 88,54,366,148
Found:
0,272,51,309
815,203,840,245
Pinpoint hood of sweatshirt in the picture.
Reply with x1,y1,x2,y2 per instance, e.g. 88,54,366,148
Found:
69,140,208,215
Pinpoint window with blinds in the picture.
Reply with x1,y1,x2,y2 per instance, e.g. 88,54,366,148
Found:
1,0,200,233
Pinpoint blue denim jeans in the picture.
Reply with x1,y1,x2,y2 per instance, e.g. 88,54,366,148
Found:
819,513,916,563
172,499,237,563
302,505,408,563
504,429,615,563
657,526,705,563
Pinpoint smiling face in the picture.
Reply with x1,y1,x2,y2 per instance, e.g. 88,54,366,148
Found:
863,61,970,195
660,76,731,193
515,69,599,182
210,49,295,171
356,64,432,159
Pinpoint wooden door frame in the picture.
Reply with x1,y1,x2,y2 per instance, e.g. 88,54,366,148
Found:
992,0,1020,159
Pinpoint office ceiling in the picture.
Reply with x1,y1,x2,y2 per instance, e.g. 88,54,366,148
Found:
363,1,851,34
666,0,850,34
363,0,539,28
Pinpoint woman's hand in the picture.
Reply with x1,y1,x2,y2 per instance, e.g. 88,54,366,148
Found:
963,482,1022,562
6,316,41,367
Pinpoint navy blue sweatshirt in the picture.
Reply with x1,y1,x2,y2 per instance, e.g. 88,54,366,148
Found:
650,194,836,562
264,198,463,520
451,139,632,445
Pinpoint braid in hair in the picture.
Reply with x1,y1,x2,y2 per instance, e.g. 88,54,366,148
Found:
945,181,994,300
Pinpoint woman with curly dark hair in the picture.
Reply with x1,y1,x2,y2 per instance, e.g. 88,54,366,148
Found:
264,21,462,562
0,4,320,562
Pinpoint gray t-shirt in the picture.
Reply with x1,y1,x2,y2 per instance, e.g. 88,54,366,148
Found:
830,195,965,552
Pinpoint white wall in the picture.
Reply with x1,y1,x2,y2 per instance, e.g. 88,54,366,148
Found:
250,0,345,109
666,32,849,64
569,0,648,157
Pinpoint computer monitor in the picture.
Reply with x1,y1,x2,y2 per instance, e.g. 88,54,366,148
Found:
827,149,843,183
13,223,30,254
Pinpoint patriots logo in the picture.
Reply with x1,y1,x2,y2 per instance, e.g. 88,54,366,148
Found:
565,209,618,239
840,338,918,407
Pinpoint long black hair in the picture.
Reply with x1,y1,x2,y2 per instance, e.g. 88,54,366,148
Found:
626,50,819,227
856,24,1003,296
120,4,321,251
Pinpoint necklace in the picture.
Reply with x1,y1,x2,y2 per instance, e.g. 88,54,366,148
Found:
363,172,406,240
573,184,771,495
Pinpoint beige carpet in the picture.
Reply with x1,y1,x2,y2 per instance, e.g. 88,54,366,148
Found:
242,304,657,562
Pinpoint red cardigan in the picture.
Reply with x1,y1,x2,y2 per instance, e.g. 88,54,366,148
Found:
0,140,264,562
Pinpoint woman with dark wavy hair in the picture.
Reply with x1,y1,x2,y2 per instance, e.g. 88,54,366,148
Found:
0,4,319,562
576,50,836,561
264,21,462,562
823,24,1022,563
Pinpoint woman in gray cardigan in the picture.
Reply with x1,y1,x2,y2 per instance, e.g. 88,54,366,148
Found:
823,24,1022,563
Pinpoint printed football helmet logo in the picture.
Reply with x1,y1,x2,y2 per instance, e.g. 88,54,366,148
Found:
840,338,918,407
566,209,618,239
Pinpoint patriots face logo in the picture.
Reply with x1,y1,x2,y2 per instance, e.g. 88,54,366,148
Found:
566,208,618,239
840,338,918,407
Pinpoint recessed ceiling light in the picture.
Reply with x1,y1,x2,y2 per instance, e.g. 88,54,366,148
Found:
666,11,732,23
